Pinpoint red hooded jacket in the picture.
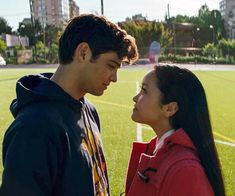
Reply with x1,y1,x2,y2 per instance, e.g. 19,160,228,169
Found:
125,128,214,196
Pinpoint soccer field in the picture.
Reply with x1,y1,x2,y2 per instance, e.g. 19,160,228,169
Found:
0,68,235,195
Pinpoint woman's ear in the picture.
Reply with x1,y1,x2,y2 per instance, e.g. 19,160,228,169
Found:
74,42,92,62
163,102,178,117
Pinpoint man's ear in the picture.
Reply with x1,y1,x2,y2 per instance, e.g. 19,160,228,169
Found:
163,102,178,117
74,42,92,62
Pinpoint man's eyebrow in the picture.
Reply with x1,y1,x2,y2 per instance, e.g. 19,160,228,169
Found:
109,60,121,67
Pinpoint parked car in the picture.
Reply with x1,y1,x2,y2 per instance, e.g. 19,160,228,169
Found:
136,58,151,65
0,56,6,66
122,58,153,67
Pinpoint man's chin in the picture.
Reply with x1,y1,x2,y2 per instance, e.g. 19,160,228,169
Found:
90,90,105,96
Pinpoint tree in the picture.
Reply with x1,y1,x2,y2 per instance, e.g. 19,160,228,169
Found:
217,39,235,60
17,20,43,46
197,4,211,26
210,10,226,42
0,39,7,55
120,21,172,56
35,41,48,63
0,17,12,34
48,43,58,63
168,4,226,46
169,15,191,23
160,26,173,54
44,24,62,46
202,43,217,57
191,5,226,45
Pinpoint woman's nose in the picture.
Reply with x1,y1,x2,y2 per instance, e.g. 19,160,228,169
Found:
133,94,139,102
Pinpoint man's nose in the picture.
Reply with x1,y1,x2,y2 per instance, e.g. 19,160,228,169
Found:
110,70,118,82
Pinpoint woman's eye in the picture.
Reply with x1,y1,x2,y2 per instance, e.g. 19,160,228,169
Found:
141,87,147,94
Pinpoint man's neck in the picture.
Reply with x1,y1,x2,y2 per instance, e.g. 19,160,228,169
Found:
50,64,85,100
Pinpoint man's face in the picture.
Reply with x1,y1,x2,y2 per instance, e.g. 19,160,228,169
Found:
79,52,122,96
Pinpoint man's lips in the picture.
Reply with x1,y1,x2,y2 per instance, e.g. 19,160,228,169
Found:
102,83,109,89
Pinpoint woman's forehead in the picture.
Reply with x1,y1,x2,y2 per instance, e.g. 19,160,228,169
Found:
142,71,158,88
143,70,156,82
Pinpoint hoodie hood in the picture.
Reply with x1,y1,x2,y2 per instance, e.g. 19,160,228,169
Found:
11,73,83,118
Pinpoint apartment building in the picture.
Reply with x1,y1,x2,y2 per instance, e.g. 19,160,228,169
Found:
69,0,79,19
30,0,79,27
220,0,235,39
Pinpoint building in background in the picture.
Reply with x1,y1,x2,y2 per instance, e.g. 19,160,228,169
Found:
69,0,79,19
220,0,235,39
30,0,79,28
125,14,147,22
1,33,29,47
0,33,31,63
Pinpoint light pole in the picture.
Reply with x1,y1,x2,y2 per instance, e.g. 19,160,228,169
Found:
209,25,215,44
228,20,233,39
196,27,200,47
29,0,37,62
101,0,104,15
43,22,46,60
19,24,26,47
172,22,176,56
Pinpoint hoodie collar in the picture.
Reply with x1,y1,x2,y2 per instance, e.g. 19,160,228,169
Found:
11,73,84,117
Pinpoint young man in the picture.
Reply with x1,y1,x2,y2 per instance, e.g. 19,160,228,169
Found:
0,14,138,196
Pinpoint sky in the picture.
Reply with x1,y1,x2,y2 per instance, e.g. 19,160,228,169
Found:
0,0,220,31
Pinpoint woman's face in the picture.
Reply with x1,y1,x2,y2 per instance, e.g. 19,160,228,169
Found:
132,70,170,130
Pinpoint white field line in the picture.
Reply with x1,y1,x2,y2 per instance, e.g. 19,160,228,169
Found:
137,124,142,142
214,140,235,148
141,125,235,148
136,81,142,142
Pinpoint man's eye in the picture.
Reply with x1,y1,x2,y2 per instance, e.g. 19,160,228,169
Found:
107,64,115,69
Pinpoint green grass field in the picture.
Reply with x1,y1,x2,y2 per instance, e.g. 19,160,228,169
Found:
0,68,235,195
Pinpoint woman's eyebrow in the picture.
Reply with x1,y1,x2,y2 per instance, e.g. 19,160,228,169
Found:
142,82,148,86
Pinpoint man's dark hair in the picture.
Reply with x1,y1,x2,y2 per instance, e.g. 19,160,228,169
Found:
59,14,138,65
154,65,225,196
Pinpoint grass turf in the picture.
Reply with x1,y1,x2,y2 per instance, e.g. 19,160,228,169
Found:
0,67,234,195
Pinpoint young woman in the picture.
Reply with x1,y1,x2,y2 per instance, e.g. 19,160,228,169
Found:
125,65,225,196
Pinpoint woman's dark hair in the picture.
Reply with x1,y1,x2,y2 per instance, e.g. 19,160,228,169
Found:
154,65,225,196
59,14,138,65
